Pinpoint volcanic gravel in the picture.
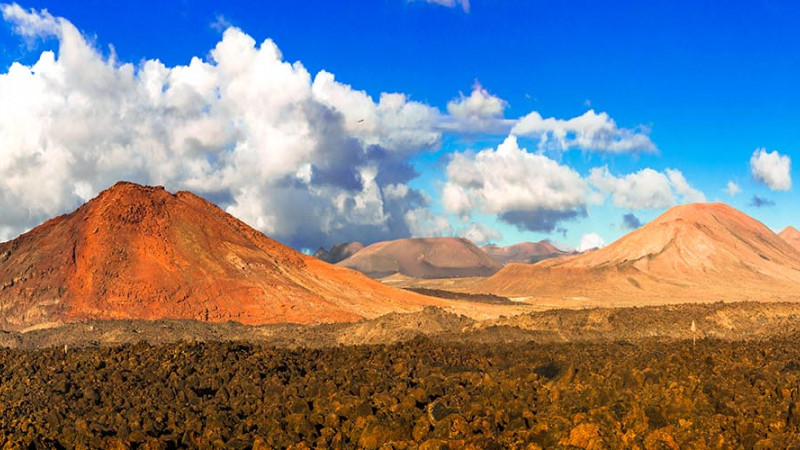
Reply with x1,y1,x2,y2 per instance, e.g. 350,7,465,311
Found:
403,288,514,305
3,337,800,448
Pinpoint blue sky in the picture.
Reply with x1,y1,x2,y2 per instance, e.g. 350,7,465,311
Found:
0,1,797,251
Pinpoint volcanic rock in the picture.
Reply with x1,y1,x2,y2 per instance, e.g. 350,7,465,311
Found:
313,242,365,264
476,203,800,305
0,182,445,329
5,336,800,447
337,237,502,279
482,241,567,265
779,226,800,253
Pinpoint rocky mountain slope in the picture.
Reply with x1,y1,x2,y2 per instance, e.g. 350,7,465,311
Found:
779,226,800,253
0,182,452,330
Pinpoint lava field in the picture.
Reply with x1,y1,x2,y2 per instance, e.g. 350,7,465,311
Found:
3,337,800,448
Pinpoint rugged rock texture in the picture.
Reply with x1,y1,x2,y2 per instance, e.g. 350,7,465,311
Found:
0,182,446,330
476,203,800,306
482,241,567,265
0,307,476,350
779,226,800,253
338,237,502,279
480,301,800,342
313,242,366,264
6,301,800,350
4,337,800,448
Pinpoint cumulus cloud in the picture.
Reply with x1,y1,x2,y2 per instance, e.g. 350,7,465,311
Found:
749,195,775,208
665,169,706,203
446,82,511,132
416,0,470,12
621,213,642,230
750,148,791,191
0,4,701,249
0,4,438,246
312,70,441,154
442,135,589,232
589,166,705,210
458,222,501,246
1,3,59,37
498,209,586,233
511,109,656,153
725,181,741,196
577,233,605,252
404,208,452,238
210,15,233,33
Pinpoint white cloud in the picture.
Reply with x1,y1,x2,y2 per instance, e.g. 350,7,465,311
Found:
665,169,706,203
589,167,674,209
441,183,472,220
577,233,605,252
210,15,233,32
443,135,588,232
404,208,453,238
312,70,441,154
589,166,705,209
1,3,60,37
0,5,439,246
0,5,696,249
725,180,741,197
382,183,410,200
446,82,510,132
511,109,656,153
417,0,470,12
750,148,791,191
459,222,501,246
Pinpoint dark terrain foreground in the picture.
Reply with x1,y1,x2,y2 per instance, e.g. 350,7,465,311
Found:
3,337,800,448
5,301,800,349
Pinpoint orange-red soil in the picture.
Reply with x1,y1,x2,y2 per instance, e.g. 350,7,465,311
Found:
0,183,447,329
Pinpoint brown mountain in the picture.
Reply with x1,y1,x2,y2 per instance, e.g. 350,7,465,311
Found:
338,237,502,279
313,242,365,264
482,241,567,265
0,182,451,330
779,226,800,253
475,203,800,306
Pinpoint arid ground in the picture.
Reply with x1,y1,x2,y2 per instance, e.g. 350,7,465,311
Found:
3,302,800,448
4,331,800,448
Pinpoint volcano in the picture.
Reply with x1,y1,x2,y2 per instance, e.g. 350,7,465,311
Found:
338,237,502,279
313,242,365,264
779,226,800,253
482,241,567,265
475,203,800,306
0,182,451,330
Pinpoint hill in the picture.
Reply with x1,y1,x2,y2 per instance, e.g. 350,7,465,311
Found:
0,182,453,330
338,237,502,279
313,242,365,264
482,241,567,265
779,226,800,253
474,203,800,306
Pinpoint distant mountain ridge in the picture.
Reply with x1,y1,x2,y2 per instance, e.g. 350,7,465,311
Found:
779,226,800,253
482,241,567,265
475,203,800,306
313,242,365,264
337,237,502,279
